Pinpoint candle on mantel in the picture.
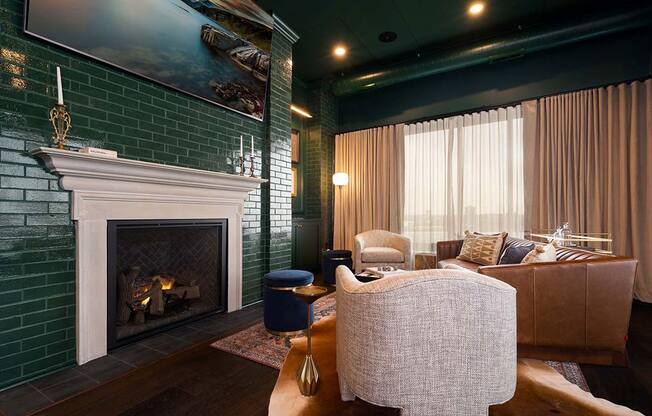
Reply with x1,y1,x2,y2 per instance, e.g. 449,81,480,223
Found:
251,135,254,157
239,135,243,157
56,66,64,105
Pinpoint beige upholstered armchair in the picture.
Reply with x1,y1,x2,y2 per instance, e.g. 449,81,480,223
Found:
336,266,517,416
354,229,411,273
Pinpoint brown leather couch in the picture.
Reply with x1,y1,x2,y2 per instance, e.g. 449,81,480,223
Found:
437,237,638,366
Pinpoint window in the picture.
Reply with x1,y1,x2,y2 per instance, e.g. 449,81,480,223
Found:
291,129,303,213
403,106,524,252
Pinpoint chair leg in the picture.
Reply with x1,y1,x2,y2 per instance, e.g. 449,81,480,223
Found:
339,377,355,401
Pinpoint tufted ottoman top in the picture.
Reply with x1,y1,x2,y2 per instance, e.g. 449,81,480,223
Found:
264,270,314,288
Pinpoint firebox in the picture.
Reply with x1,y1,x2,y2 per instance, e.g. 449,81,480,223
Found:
107,219,227,349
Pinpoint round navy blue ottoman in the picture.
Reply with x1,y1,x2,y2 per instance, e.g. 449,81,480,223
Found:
322,250,353,285
264,270,314,335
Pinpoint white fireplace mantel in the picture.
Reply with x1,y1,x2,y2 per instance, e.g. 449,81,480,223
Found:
30,147,266,364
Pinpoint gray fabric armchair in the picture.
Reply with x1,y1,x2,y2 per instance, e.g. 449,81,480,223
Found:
336,266,517,416
354,229,412,273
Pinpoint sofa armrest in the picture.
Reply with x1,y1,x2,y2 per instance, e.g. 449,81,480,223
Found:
436,239,464,261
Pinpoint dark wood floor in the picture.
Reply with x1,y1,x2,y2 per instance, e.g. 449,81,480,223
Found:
25,301,652,416
580,300,652,414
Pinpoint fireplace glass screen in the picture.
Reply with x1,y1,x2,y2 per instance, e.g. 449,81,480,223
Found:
107,220,227,348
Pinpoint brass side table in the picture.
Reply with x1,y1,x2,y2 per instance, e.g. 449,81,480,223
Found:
292,285,329,396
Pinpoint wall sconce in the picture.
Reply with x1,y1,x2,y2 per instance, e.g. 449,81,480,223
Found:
332,172,349,190
290,104,313,118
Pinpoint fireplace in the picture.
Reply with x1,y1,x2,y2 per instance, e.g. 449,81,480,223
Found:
32,147,264,364
107,219,228,349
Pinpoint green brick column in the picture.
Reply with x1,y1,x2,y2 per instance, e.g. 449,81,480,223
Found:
262,17,299,273
304,82,337,249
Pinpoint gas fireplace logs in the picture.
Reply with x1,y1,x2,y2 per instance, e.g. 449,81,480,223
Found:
117,267,201,325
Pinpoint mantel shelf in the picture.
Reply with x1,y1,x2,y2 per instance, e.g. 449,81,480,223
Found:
30,147,266,194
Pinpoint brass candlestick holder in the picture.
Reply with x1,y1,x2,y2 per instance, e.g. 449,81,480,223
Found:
292,285,329,396
249,154,257,178
238,155,246,176
49,104,71,150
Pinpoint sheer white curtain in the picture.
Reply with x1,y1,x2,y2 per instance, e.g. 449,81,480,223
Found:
403,106,524,252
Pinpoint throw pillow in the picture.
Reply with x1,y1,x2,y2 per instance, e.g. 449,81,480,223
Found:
456,231,508,266
521,242,557,264
499,244,535,264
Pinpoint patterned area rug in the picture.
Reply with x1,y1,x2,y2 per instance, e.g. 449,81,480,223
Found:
211,293,336,369
211,293,590,392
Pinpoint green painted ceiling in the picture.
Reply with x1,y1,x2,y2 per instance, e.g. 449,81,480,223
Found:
257,0,648,82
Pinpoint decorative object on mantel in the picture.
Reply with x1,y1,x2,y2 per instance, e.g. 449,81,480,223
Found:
49,66,71,150
79,147,117,158
238,134,246,176
249,134,257,178
238,134,257,177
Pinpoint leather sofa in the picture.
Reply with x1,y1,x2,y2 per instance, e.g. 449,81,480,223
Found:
437,237,638,366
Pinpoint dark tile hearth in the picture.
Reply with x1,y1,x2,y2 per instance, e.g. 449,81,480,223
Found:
0,303,263,416
109,343,166,369
0,384,51,416
75,356,134,384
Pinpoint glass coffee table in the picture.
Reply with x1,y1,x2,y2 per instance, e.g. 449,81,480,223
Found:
355,267,406,282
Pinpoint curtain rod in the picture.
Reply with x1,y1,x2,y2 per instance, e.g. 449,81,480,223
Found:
336,75,651,135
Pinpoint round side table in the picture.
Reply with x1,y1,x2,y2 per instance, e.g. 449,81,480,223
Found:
292,285,329,396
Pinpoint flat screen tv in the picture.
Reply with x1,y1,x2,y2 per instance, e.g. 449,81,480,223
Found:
24,0,273,121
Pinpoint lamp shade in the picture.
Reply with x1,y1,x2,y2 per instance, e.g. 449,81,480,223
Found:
332,172,349,186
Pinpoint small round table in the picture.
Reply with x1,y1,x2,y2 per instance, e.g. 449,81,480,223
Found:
292,285,329,396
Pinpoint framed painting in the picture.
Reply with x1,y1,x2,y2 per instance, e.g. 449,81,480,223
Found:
24,0,273,120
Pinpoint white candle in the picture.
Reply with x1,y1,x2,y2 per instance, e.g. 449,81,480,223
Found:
240,135,243,157
56,66,64,105
251,135,254,157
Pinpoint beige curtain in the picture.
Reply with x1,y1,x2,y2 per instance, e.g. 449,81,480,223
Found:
524,79,652,301
404,106,524,252
333,124,405,255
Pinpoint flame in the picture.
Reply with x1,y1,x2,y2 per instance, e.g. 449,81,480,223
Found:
141,297,151,306
155,276,175,290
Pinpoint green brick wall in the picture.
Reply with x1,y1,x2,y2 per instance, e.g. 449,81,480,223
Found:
0,0,294,389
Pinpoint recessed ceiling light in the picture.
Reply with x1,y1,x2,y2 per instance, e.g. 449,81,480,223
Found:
378,31,397,43
468,1,485,16
333,45,347,58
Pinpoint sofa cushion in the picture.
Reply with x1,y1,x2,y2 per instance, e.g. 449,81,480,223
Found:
437,258,479,271
457,231,507,266
499,244,535,264
361,247,404,263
